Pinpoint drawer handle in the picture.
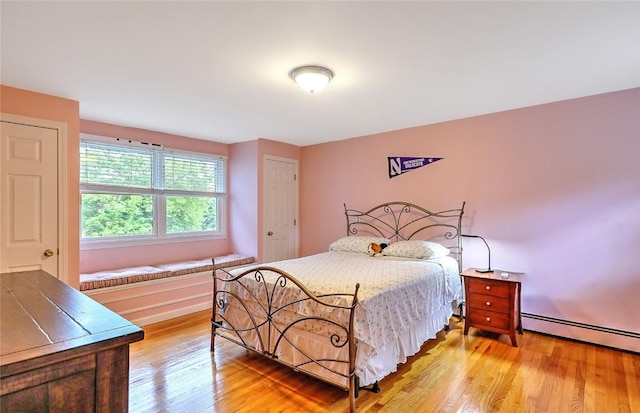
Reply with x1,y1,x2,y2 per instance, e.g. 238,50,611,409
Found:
486,301,491,306
486,317,491,322
485,285,491,290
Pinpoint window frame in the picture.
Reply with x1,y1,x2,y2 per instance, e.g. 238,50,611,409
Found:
80,134,227,250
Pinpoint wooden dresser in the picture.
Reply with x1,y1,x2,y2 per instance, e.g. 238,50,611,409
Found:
0,270,144,412
461,268,523,347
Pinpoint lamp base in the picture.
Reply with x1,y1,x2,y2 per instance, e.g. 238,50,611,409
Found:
474,268,493,273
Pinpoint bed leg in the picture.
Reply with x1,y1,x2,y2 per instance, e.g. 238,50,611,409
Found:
210,315,218,352
354,376,359,398
210,322,215,352
350,375,358,413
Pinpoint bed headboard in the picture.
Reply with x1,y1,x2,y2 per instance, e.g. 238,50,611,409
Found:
344,201,466,271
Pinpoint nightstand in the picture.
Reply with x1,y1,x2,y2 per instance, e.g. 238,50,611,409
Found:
461,268,523,347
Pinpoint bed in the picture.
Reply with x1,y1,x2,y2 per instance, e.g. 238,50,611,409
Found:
210,201,465,412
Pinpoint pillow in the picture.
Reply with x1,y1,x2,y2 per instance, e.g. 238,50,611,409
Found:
329,236,391,254
382,240,450,259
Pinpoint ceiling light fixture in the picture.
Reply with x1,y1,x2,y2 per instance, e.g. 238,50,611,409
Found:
289,65,334,93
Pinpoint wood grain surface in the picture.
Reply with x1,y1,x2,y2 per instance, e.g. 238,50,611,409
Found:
1,271,144,412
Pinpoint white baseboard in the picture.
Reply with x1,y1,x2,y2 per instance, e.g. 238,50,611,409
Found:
118,290,211,316
131,301,212,327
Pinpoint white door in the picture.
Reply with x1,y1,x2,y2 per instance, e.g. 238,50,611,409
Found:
263,156,298,263
0,121,59,275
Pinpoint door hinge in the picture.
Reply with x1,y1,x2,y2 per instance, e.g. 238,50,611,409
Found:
294,219,297,226
294,174,297,181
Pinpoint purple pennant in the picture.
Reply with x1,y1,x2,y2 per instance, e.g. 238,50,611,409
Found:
388,157,443,178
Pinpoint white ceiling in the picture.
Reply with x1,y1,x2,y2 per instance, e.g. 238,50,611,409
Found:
2,1,639,147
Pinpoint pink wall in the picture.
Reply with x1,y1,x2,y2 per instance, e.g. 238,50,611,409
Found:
81,120,229,154
300,88,640,351
258,138,301,161
229,140,259,260
79,120,231,273
1,85,81,287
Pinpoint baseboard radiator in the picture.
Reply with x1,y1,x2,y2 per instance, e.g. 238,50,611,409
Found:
522,312,639,353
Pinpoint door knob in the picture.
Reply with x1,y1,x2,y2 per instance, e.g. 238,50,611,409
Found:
44,249,54,257
267,231,273,236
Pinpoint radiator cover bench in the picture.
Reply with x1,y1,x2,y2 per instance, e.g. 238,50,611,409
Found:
80,254,254,291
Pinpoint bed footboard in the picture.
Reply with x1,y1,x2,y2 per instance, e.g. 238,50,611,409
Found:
211,262,360,412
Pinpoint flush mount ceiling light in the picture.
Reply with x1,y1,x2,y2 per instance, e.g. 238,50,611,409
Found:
289,65,334,93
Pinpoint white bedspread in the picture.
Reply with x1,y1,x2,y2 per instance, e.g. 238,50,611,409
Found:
228,251,461,359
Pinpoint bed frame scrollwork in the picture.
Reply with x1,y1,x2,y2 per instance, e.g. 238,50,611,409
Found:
345,201,466,271
211,266,360,411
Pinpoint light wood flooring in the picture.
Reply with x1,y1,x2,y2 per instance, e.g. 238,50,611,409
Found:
128,310,640,412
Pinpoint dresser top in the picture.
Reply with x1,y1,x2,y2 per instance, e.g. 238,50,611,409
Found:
1,270,144,371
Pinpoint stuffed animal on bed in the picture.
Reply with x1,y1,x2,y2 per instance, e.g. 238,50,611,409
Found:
367,242,388,257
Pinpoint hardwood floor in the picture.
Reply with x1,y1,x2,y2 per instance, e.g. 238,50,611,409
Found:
129,310,640,412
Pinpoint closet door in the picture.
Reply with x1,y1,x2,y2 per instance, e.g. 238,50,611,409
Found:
0,119,60,276
263,156,298,263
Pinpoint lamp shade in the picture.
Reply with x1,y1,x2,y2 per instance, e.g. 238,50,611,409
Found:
289,65,334,93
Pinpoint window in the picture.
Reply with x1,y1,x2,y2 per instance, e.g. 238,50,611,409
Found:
80,136,226,248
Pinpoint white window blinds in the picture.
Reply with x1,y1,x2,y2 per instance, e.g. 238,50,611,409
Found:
80,142,153,189
163,153,226,194
80,140,227,195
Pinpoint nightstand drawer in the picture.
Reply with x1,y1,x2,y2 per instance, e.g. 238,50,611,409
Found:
468,309,510,330
467,293,509,313
467,278,509,297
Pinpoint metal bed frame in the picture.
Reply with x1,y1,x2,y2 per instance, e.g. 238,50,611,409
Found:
345,201,465,272
210,201,465,412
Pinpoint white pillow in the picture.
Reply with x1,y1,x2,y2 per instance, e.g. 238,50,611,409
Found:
329,236,391,254
382,240,450,259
